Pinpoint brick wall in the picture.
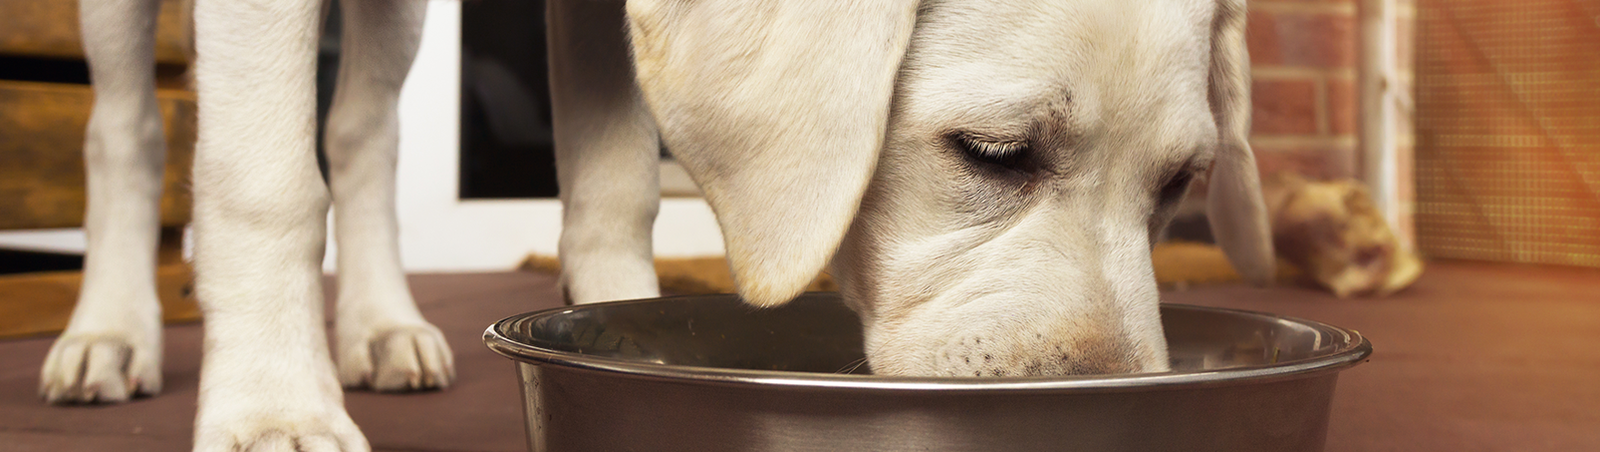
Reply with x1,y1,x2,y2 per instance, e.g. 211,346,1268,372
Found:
1246,0,1360,182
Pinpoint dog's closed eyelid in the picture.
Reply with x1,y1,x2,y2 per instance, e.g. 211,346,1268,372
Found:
949,132,1032,165
964,139,1027,158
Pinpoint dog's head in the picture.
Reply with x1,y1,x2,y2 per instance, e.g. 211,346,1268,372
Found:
628,0,1272,376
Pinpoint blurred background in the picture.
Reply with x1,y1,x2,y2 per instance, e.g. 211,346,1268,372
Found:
0,0,1596,316
0,1,1596,450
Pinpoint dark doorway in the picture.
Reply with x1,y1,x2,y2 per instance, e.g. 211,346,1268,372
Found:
459,0,559,199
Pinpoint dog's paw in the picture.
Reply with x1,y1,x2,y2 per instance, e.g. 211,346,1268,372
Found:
39,332,161,404
194,405,368,452
337,324,455,392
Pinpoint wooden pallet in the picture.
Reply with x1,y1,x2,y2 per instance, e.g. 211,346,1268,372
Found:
518,242,1304,296
1,0,200,338
0,80,199,337
0,226,198,339
0,0,191,65
0,263,198,339
0,80,194,230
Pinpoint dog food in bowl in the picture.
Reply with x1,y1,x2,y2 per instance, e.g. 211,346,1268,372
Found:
485,293,1369,451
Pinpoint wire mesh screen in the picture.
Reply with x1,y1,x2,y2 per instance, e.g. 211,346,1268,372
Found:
1414,0,1600,266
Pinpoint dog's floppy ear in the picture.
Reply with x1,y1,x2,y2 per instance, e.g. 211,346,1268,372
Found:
625,1,920,306
1205,0,1276,285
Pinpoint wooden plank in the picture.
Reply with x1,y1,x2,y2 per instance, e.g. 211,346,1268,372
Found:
0,80,194,230
157,227,184,265
0,263,198,339
518,244,1303,295
0,0,190,65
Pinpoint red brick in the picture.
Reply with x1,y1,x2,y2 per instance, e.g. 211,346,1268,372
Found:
1250,142,1358,181
1326,77,1357,135
1251,79,1319,135
1246,9,1357,68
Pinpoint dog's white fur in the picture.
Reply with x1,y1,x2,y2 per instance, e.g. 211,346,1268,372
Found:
624,0,1272,376
43,0,1270,449
39,0,171,405
43,0,452,448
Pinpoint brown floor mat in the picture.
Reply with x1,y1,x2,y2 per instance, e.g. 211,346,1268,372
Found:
2,262,1597,451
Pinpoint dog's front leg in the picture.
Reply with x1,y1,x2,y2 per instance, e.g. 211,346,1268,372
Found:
324,0,454,392
548,0,663,304
40,0,167,404
189,0,365,449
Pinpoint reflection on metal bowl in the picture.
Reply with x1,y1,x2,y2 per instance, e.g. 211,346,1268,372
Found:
484,293,1370,452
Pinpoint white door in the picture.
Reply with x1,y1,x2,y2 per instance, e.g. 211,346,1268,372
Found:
0,1,727,272
366,0,725,273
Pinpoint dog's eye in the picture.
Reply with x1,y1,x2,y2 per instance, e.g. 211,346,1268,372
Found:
1157,169,1195,206
953,133,1030,168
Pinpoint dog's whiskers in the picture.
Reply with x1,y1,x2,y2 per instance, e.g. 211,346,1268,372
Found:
836,357,870,375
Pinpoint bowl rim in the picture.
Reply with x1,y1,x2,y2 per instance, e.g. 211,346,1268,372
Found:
483,293,1372,393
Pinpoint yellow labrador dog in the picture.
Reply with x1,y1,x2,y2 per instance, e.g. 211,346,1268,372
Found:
44,0,1273,449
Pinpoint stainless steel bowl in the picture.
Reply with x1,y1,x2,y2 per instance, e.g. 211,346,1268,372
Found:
485,293,1370,452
